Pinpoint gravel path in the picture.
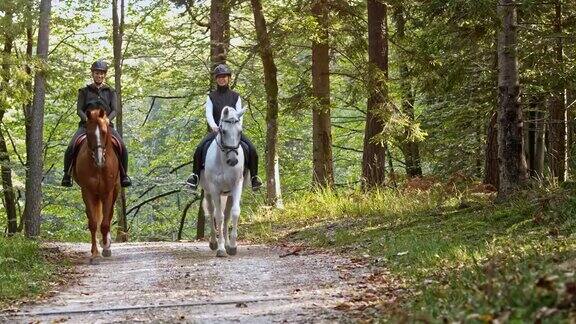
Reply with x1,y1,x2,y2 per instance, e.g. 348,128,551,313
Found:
1,242,365,323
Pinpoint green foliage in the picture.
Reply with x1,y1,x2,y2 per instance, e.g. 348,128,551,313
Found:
245,188,576,321
0,235,56,305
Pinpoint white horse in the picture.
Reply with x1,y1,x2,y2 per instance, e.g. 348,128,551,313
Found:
199,106,247,257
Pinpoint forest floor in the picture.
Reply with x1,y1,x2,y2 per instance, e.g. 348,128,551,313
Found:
0,241,393,323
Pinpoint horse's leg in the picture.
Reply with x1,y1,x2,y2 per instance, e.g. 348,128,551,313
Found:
223,197,232,251
101,190,116,257
203,193,217,251
82,190,102,261
212,193,226,257
226,184,242,256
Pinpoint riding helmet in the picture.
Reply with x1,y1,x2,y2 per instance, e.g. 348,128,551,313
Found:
91,60,109,72
213,64,232,77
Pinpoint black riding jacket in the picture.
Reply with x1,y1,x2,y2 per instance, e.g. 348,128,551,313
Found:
208,85,240,126
77,84,117,125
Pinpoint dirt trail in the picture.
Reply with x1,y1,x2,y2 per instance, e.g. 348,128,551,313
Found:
1,242,367,323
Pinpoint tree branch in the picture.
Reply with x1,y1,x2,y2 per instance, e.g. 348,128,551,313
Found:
1,122,25,166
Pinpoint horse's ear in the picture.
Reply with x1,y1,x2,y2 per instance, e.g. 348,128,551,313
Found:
99,109,105,118
222,107,230,119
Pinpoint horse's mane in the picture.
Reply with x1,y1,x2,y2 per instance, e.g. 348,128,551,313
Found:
86,107,109,124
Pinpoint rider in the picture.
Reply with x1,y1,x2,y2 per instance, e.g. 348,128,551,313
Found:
186,64,262,191
61,60,132,188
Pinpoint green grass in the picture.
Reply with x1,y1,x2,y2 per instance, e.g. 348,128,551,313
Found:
0,235,57,306
244,187,576,321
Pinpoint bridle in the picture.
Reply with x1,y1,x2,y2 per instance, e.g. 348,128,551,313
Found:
217,117,241,157
91,142,107,163
88,120,108,165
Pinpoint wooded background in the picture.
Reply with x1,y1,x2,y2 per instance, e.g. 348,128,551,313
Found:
0,0,575,241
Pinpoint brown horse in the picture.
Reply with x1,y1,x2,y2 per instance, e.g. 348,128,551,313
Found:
73,107,119,261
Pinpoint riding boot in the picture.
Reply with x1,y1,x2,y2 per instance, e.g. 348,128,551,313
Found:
248,151,262,190
119,148,131,187
186,173,199,190
61,146,74,187
241,135,262,191
186,133,215,190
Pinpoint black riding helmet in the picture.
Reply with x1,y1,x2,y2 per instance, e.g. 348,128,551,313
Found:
91,60,109,72
213,64,232,77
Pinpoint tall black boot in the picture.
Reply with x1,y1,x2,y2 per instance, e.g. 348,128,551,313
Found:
186,145,203,190
120,148,131,187
61,147,73,187
248,148,262,190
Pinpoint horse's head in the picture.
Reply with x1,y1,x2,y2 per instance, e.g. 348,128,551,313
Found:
85,106,110,168
218,106,245,167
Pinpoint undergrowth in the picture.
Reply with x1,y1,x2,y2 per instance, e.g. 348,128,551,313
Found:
244,185,576,321
0,235,57,307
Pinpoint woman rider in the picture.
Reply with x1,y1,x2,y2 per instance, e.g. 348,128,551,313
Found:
61,60,131,187
186,64,262,190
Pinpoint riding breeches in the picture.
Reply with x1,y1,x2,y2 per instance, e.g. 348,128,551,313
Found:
193,132,259,178
63,125,129,176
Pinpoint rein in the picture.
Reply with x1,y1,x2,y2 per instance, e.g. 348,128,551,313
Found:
216,136,240,156
217,118,241,157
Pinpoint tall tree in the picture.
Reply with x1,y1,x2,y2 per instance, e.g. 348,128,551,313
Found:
484,112,499,188
548,1,567,182
210,0,230,66
484,44,499,189
362,0,388,189
497,0,527,199
112,0,128,242
250,0,282,207
0,1,19,234
24,0,51,237
393,5,422,179
196,0,233,239
311,0,334,188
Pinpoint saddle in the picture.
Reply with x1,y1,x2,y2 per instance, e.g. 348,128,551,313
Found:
72,134,123,164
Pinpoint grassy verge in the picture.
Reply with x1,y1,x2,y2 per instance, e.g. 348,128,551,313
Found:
243,186,576,321
0,235,59,307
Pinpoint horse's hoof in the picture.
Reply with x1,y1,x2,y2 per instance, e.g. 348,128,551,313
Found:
216,250,227,257
102,249,112,257
89,257,100,265
209,242,218,251
226,246,237,256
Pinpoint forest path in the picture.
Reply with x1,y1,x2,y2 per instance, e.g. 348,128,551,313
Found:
2,242,368,323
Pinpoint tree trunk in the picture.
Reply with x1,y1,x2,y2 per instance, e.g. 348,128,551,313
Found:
534,108,546,178
24,0,51,238
311,0,334,188
497,0,527,199
250,0,282,207
112,0,128,242
567,89,574,177
362,0,388,189
195,0,232,239
484,112,499,188
210,0,230,66
484,36,499,189
548,1,567,182
196,190,205,240
393,5,421,179
527,106,536,176
0,3,18,234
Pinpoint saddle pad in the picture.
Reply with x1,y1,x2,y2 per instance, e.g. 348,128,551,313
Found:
72,134,122,160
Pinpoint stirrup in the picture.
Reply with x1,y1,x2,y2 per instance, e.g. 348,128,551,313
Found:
186,173,199,190
251,176,263,191
61,174,73,187
121,175,132,187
